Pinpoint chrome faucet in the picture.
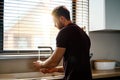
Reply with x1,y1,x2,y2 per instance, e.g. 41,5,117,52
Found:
38,46,53,54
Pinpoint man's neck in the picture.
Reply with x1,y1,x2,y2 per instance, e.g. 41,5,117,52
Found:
64,20,72,27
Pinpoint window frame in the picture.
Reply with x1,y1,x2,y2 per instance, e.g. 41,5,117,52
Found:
0,0,3,53
0,0,89,55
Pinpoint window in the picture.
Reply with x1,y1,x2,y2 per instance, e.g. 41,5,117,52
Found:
76,0,89,34
72,0,89,34
4,0,72,51
0,0,89,53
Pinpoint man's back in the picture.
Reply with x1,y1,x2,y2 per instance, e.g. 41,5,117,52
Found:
56,23,92,80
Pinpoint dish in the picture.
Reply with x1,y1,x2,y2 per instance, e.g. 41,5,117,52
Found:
94,59,116,70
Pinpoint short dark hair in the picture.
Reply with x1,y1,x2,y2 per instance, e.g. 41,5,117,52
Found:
52,6,70,20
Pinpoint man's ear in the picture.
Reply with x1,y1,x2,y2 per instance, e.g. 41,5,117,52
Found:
59,16,65,22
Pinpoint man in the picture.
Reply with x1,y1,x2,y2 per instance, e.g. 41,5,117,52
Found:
33,6,92,80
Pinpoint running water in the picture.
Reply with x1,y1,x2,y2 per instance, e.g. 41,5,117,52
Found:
37,49,41,62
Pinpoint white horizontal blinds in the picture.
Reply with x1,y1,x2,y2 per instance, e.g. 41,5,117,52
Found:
75,0,89,33
4,0,72,50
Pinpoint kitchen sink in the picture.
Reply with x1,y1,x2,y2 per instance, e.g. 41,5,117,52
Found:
17,75,63,80
17,72,64,80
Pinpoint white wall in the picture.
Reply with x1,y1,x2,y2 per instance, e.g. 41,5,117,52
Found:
89,31,120,62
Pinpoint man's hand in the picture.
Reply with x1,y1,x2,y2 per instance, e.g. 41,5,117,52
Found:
33,60,43,70
40,68,58,74
40,66,64,74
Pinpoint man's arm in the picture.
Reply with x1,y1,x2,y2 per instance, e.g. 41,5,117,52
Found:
40,66,64,73
33,47,65,69
56,66,64,72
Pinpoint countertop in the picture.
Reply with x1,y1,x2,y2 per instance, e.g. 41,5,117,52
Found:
92,67,120,79
0,68,120,79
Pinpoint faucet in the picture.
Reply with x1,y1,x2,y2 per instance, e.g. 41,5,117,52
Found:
38,46,53,54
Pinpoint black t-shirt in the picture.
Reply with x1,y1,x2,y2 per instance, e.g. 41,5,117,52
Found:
56,23,92,80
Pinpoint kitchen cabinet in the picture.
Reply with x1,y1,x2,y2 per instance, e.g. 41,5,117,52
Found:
89,0,120,31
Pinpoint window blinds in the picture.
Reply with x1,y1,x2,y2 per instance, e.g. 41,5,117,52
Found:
4,0,72,50
76,0,89,34
2,0,89,51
